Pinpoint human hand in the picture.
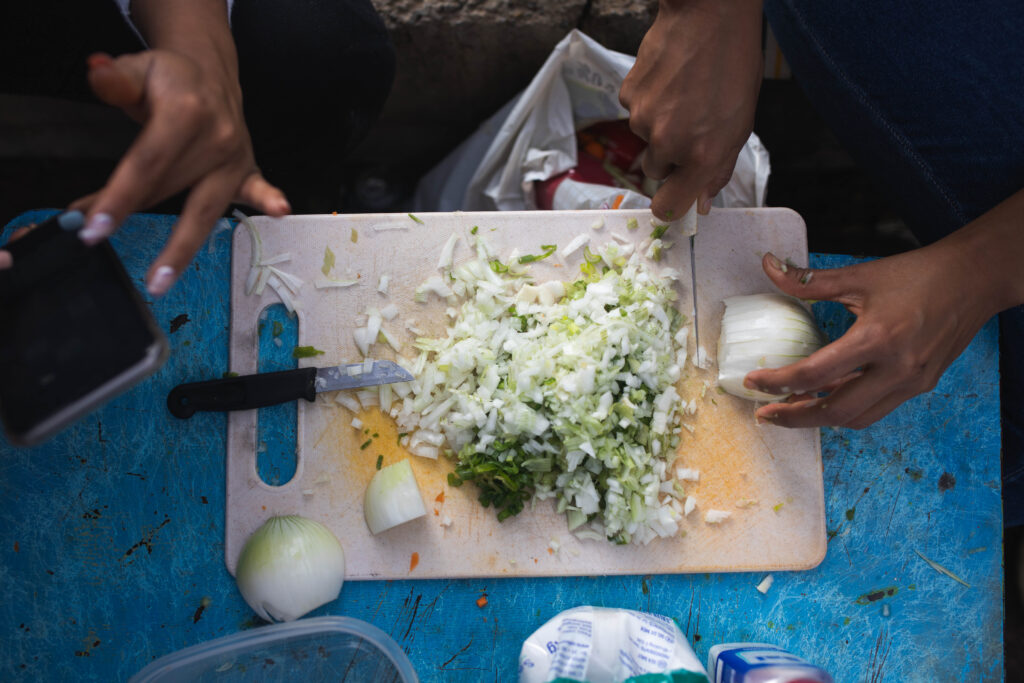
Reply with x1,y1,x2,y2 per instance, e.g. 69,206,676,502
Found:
72,50,289,296
619,0,763,220
744,246,998,430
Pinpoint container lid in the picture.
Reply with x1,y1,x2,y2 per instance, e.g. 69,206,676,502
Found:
130,616,418,682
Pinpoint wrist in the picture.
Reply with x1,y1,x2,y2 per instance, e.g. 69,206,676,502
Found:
131,0,238,81
933,188,1024,314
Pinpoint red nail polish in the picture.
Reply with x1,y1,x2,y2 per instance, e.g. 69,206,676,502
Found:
87,53,113,70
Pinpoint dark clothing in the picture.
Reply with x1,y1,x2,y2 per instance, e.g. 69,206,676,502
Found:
764,0,1024,525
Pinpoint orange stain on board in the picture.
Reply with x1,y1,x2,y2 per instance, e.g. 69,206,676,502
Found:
435,491,445,503
409,552,419,572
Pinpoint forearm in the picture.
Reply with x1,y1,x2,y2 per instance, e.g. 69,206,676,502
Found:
131,0,237,80
931,187,1024,316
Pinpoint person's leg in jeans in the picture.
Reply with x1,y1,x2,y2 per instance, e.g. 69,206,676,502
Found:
762,0,1024,524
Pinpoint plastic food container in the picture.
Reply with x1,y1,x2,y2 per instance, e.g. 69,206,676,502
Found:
130,616,418,682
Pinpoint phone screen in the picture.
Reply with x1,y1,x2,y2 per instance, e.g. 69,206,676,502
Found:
0,212,168,445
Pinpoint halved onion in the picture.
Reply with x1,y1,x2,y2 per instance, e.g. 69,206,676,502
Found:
364,460,427,534
717,293,826,401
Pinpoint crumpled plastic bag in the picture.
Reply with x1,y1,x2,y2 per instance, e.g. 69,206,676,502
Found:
518,606,709,683
414,29,769,213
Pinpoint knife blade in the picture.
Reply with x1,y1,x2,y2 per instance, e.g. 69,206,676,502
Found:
681,203,699,359
166,360,413,418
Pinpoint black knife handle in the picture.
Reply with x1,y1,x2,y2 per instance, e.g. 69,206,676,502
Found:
167,367,318,418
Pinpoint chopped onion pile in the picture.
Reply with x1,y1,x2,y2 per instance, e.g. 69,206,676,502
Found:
393,237,695,545
234,515,345,623
717,293,827,401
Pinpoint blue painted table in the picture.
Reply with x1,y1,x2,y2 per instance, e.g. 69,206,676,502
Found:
0,212,1003,681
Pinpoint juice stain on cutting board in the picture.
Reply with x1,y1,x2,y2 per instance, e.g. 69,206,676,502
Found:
318,406,451,499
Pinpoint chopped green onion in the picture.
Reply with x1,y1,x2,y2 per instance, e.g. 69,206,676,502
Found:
321,246,335,276
292,346,325,359
408,213,424,225
518,244,557,264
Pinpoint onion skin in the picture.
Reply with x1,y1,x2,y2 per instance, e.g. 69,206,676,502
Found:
235,515,345,623
716,293,826,402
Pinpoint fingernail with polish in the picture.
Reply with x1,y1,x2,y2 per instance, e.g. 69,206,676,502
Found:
147,266,177,297
700,196,712,214
79,213,115,245
87,53,113,70
0,250,12,270
766,253,783,271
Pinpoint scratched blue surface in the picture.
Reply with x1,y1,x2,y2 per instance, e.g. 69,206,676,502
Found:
0,212,1003,682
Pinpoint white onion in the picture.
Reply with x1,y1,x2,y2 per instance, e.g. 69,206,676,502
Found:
364,460,427,534
234,515,345,623
717,293,826,401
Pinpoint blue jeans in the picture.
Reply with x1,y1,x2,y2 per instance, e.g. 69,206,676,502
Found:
764,0,1024,525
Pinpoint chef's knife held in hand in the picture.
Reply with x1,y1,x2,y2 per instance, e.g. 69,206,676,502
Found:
167,360,413,418
663,203,699,352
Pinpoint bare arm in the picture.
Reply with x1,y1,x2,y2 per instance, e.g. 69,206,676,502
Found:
747,187,1024,429
620,0,764,219
71,0,288,295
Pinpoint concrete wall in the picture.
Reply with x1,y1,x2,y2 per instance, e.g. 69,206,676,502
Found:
357,0,657,174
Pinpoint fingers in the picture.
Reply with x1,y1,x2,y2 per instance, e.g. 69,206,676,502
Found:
0,250,11,270
146,174,234,296
745,328,874,399
81,106,201,245
761,252,862,304
755,369,903,429
650,166,704,222
87,53,146,117
69,191,99,213
236,173,291,217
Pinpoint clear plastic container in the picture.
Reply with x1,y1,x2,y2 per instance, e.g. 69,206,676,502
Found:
130,616,418,683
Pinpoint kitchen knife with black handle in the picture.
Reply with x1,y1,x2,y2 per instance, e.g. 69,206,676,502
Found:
167,360,413,418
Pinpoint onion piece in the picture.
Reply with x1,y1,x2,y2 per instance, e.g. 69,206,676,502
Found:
269,267,304,296
437,233,460,270
377,274,390,294
561,233,590,258
717,293,826,401
704,510,732,524
234,515,345,623
315,276,359,289
364,460,427,534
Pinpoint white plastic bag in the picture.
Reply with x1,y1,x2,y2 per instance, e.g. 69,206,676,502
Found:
518,606,708,683
414,29,769,212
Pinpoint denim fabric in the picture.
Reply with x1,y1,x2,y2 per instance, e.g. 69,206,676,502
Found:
764,0,1024,524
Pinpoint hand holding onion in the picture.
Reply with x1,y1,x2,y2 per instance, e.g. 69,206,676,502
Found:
745,241,1004,429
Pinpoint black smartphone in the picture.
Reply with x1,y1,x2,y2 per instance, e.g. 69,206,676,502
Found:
0,211,168,446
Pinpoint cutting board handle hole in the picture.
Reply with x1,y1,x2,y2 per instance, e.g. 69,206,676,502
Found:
256,303,298,486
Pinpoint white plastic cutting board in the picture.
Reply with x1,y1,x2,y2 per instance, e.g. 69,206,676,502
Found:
226,208,826,579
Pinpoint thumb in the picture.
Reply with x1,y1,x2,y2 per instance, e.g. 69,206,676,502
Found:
86,52,147,117
762,252,853,303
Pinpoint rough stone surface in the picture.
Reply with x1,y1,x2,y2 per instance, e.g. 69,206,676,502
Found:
355,0,657,175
